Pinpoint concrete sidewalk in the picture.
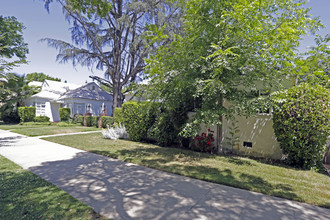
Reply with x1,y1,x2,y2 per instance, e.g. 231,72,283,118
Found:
0,129,329,220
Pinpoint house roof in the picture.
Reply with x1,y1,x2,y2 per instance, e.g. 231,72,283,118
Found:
59,82,113,101
42,80,81,93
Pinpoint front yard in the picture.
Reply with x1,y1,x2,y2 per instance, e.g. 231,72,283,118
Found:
0,123,100,136
43,132,330,209
0,155,106,219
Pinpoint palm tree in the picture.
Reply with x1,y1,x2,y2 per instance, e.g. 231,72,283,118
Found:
0,73,39,122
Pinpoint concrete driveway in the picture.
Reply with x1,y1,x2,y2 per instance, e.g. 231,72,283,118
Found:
0,129,329,219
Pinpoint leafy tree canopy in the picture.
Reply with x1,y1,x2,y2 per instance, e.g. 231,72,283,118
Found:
293,34,330,87
42,0,183,113
0,16,28,76
146,0,322,136
26,72,61,82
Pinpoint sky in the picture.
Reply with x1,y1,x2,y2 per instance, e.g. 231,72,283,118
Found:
0,0,330,84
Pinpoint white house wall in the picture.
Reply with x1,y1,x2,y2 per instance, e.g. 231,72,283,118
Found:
24,97,61,122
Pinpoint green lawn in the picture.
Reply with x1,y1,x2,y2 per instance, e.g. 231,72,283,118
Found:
0,155,107,220
0,123,100,136
44,132,330,209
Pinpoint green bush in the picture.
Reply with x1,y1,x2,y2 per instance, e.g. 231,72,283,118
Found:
114,108,125,125
91,116,99,128
59,108,71,121
150,108,188,147
73,114,84,125
122,101,159,142
34,116,50,122
84,116,93,127
272,83,330,170
18,107,36,122
101,116,113,128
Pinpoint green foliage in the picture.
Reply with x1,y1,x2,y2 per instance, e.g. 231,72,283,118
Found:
0,74,39,123
0,16,28,59
1,108,19,123
101,116,113,128
272,83,330,169
0,16,28,76
55,121,77,127
17,107,36,122
114,108,124,125
42,0,183,112
146,0,322,134
34,116,50,122
84,116,93,127
150,107,188,147
122,101,159,142
91,116,99,128
73,114,84,125
26,72,61,82
224,119,240,152
59,108,70,121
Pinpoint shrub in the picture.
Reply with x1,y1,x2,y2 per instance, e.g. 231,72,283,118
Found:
114,108,125,125
122,101,159,142
91,116,99,127
102,123,128,140
18,107,36,122
272,83,330,170
34,116,50,122
150,107,188,147
191,129,216,153
101,116,113,128
84,116,93,127
59,108,71,121
73,114,84,125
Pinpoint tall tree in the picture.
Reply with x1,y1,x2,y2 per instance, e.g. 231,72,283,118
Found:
0,16,28,77
0,73,39,122
146,0,322,147
26,72,61,82
42,0,183,113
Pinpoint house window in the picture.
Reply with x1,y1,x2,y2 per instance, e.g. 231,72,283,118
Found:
36,102,46,116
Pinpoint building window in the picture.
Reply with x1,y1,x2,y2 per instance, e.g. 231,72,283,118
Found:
36,102,46,116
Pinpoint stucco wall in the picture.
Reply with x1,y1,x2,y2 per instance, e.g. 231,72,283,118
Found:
188,111,283,160
222,114,283,160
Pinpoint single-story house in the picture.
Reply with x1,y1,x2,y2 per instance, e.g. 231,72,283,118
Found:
25,80,113,122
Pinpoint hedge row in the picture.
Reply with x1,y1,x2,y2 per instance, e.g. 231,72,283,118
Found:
73,114,113,128
18,107,36,122
118,101,187,146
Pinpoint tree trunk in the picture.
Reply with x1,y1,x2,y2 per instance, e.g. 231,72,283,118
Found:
217,115,223,153
217,96,224,153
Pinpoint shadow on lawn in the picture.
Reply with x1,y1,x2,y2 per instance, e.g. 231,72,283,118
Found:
91,147,300,202
0,170,102,220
